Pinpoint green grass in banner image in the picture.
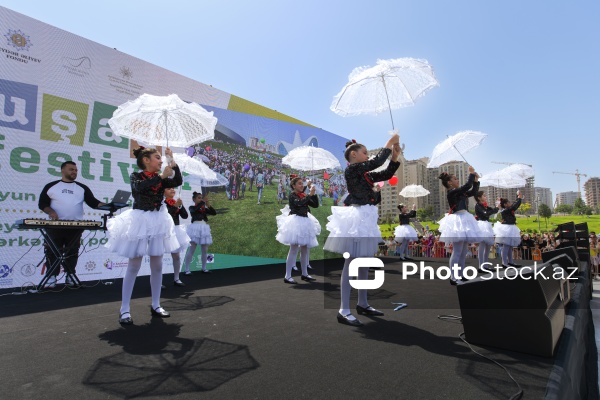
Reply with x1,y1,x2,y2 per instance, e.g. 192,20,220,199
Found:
184,183,338,267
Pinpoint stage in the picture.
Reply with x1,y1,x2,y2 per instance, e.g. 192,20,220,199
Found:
0,257,597,399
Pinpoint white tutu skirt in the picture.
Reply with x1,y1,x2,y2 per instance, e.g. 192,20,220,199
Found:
173,225,191,253
324,205,381,257
438,210,480,244
276,210,320,248
476,220,495,245
105,206,180,258
186,221,213,245
394,224,418,242
493,223,521,247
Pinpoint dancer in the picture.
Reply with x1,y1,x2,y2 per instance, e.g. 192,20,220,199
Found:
437,167,480,285
164,187,190,287
493,192,523,268
276,177,320,283
106,147,181,325
182,191,216,274
474,191,499,270
324,134,401,326
394,203,418,261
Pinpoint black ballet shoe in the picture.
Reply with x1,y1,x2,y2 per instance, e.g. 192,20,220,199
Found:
119,312,133,325
403,256,415,261
150,306,170,318
283,277,297,284
301,275,316,282
356,305,384,316
337,313,363,326
173,280,185,287
449,279,458,286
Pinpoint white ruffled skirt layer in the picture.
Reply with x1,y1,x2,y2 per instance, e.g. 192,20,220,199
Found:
105,206,180,258
476,220,496,245
324,205,381,257
438,210,480,244
173,225,191,253
493,223,521,247
186,221,213,245
275,210,321,248
394,224,418,242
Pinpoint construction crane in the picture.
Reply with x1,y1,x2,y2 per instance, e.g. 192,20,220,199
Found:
552,170,588,198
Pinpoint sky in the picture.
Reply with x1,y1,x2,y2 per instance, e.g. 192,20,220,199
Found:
3,0,599,198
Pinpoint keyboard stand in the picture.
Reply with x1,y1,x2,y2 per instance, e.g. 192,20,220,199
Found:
37,228,83,290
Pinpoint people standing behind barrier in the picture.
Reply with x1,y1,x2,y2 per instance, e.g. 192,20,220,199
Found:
106,147,181,325
590,232,598,279
164,187,190,287
519,234,535,260
276,177,319,284
437,167,480,285
38,161,105,288
474,190,498,269
493,192,524,268
394,203,418,261
182,191,217,274
324,134,401,326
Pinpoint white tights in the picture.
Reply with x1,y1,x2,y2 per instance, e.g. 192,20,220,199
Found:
449,241,469,280
120,255,163,315
183,242,209,272
339,257,369,316
285,245,309,279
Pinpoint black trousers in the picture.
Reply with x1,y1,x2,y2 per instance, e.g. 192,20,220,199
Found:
44,228,83,277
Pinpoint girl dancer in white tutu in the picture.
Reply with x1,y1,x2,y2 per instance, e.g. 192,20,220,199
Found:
493,192,523,268
182,192,216,274
474,191,499,269
394,203,418,261
276,177,320,283
437,167,480,285
324,134,401,326
107,147,182,325
164,187,190,287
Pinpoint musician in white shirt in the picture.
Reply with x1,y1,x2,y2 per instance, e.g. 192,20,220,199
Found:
38,161,105,288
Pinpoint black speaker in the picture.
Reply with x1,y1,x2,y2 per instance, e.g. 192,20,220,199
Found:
457,263,566,357
542,246,580,278
543,254,573,305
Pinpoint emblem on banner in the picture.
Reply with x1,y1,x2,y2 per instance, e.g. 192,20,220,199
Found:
4,29,32,51
119,66,133,80
0,264,14,279
85,261,96,272
20,264,36,277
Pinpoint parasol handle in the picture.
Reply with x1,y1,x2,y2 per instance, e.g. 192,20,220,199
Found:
447,135,470,165
381,75,395,130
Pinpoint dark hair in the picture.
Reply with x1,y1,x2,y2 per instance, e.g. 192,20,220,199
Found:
60,161,76,169
397,203,406,211
499,198,510,208
344,140,364,162
438,172,452,188
475,191,485,203
290,177,303,189
192,191,202,200
133,147,158,170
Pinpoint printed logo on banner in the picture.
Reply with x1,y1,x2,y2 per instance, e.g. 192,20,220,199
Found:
0,79,38,132
20,263,36,277
89,101,127,148
4,29,32,51
40,93,89,146
119,66,133,80
0,264,14,279
85,261,96,272
62,56,91,77
104,259,127,270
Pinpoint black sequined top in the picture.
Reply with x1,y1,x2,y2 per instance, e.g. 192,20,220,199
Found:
189,201,217,223
446,173,479,213
475,203,499,222
130,166,182,211
289,192,319,217
399,210,416,225
166,200,189,226
343,148,400,206
500,198,522,225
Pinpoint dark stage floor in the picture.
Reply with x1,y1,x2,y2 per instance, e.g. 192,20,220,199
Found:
0,258,560,399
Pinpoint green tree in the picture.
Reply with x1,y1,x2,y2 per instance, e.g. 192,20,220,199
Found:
520,202,532,214
538,203,552,229
417,205,434,221
555,204,573,214
573,197,593,215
